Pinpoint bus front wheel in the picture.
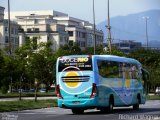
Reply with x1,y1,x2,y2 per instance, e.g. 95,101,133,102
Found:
72,109,84,114
133,94,141,110
133,103,139,110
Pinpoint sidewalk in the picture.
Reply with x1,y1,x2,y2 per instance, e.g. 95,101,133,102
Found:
0,96,57,102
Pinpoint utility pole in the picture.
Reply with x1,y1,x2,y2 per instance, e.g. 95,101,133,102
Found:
107,0,112,54
143,17,149,49
8,0,11,55
8,0,13,93
93,0,96,54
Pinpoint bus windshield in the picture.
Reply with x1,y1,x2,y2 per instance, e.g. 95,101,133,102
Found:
58,56,92,72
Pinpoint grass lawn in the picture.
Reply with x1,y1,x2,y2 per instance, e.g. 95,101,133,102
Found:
0,92,56,98
0,99,57,112
147,95,160,100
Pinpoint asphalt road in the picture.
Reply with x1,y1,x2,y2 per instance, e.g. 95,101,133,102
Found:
0,100,160,120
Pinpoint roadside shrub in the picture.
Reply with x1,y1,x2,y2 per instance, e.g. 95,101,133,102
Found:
1,86,8,94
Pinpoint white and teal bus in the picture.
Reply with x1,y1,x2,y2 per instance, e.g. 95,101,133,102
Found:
56,55,149,114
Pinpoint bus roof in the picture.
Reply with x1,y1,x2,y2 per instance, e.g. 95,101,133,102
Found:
93,55,141,65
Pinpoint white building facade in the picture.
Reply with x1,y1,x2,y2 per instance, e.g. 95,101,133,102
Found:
0,6,19,53
54,16,103,49
0,6,5,20
16,14,68,51
5,10,104,50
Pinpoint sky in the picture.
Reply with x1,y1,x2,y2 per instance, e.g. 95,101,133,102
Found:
1,0,160,23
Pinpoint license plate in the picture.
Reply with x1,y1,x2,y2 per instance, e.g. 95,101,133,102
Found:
72,101,80,104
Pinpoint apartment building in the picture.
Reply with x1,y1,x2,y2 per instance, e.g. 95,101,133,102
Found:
54,16,103,49
0,6,5,20
5,10,104,50
17,14,68,51
0,6,19,53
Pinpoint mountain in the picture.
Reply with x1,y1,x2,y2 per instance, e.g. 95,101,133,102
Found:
97,10,160,47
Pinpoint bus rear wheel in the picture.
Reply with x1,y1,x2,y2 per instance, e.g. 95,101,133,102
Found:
72,109,84,114
107,98,114,112
100,97,114,113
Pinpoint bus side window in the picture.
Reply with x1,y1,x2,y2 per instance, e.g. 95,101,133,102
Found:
107,61,119,78
97,60,120,78
130,65,136,79
119,63,123,78
97,60,106,77
125,63,130,79
119,63,129,78
119,63,138,79
131,65,139,79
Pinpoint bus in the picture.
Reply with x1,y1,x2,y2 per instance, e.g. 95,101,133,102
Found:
56,55,149,114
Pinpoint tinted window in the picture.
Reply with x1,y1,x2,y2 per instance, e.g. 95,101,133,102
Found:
97,60,140,79
98,60,119,78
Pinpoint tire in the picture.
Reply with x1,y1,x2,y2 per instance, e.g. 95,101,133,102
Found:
107,98,114,112
100,96,114,113
100,108,108,113
133,103,139,110
133,95,140,110
72,109,84,114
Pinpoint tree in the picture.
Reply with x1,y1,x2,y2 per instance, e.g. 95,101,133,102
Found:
15,39,34,91
129,48,160,92
82,45,126,57
24,41,55,91
0,50,4,91
82,45,104,55
101,46,126,56
14,38,56,92
1,55,21,93
55,43,82,57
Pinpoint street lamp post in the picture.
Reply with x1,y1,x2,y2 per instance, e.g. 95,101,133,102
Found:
8,0,11,55
8,0,13,94
93,0,96,55
143,17,149,49
107,0,112,54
